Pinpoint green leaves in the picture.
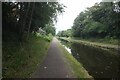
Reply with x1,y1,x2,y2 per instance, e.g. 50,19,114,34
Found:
43,23,56,36
3,2,65,41
57,29,72,37
72,2,120,39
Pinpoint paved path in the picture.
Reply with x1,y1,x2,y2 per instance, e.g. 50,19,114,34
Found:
31,38,74,78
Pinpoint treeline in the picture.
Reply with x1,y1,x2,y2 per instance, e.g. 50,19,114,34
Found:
2,2,65,77
3,2,65,42
57,29,72,37
57,2,120,39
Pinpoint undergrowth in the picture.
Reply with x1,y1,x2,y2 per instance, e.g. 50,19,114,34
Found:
3,33,51,78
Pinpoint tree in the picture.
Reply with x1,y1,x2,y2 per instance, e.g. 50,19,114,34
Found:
57,29,72,37
72,1,120,39
43,22,56,36
2,2,65,41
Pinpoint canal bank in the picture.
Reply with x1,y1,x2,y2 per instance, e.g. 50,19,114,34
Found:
58,37,120,78
57,39,93,78
58,37,119,52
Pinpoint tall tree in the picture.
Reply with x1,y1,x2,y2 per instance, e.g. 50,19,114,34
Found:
72,2,120,39
2,2,65,41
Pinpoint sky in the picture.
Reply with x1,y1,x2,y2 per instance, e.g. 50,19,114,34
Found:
55,0,102,33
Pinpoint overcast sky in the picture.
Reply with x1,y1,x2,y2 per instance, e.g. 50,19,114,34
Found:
55,0,102,33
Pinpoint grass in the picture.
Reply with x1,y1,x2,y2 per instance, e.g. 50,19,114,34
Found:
57,40,93,79
2,34,51,78
72,37,119,45
58,37,120,78
59,37,119,52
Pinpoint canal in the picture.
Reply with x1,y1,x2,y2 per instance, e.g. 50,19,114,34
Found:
59,38,120,78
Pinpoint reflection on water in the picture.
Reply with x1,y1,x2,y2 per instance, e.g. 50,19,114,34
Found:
62,45,71,54
60,39,120,78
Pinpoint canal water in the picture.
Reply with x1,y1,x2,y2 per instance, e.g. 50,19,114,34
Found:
59,39,120,78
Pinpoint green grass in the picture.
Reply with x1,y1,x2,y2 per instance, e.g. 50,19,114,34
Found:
58,37,120,78
57,40,93,78
36,33,53,42
3,34,51,78
59,37,119,52
71,37,119,45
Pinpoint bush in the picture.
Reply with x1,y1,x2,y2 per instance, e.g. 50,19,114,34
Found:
36,33,53,42
3,34,50,78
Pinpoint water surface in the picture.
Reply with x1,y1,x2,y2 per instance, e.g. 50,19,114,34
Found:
59,39,120,78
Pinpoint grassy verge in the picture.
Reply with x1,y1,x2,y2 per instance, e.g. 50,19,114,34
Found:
72,37,119,45
3,34,51,78
59,37,119,52
57,40,93,78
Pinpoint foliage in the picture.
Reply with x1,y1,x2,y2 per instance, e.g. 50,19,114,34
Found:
37,33,53,42
2,2,65,41
72,2,120,39
2,34,50,78
43,23,56,36
57,29,72,37
2,2,65,77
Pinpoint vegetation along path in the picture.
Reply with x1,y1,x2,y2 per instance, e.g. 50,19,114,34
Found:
32,37,75,78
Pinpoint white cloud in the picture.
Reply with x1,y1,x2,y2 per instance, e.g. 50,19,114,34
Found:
55,0,102,33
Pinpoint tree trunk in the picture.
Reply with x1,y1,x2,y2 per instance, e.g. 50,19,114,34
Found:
27,2,35,40
22,2,30,39
18,2,24,41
